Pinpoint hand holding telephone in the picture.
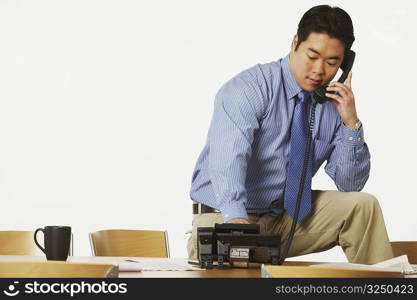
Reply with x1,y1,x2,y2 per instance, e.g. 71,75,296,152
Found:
313,50,355,104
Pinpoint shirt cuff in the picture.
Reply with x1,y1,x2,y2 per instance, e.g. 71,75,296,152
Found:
219,201,248,223
340,123,365,147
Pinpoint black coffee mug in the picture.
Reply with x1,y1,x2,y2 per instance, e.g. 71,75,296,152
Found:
34,226,71,261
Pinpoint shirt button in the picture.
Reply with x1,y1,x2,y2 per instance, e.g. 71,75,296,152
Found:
358,137,362,141
269,200,279,209
348,137,354,141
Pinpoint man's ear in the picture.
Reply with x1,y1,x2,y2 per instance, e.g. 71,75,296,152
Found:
291,35,298,52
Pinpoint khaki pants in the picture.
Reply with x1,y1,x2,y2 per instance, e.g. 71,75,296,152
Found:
187,190,394,264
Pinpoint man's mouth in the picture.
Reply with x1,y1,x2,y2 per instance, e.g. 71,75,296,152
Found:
308,78,321,85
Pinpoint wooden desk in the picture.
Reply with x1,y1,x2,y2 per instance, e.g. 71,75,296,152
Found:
0,256,322,278
0,256,414,278
0,255,261,278
119,261,327,278
122,268,260,278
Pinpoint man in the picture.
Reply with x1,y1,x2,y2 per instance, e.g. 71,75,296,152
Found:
188,5,393,264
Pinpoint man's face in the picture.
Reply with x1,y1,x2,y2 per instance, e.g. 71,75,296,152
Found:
289,32,345,92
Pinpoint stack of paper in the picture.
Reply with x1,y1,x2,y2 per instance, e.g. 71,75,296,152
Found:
261,255,417,278
315,255,416,274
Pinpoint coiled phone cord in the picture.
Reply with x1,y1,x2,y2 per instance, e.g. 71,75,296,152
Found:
277,99,318,265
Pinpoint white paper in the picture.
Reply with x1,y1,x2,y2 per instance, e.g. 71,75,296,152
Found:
118,261,144,272
68,256,203,272
372,255,415,274
314,255,416,274
313,262,399,272
125,258,203,271
68,256,203,271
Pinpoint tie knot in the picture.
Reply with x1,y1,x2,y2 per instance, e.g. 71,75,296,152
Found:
297,91,310,104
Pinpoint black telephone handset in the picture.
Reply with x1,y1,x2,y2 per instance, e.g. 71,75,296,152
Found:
313,50,356,104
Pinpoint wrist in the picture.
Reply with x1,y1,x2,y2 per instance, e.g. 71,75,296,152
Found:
344,118,360,130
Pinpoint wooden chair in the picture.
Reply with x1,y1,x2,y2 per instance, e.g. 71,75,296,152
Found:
391,241,417,264
0,231,42,255
0,231,74,256
89,229,170,258
0,261,118,278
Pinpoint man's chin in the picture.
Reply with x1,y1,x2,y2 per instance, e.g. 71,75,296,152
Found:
302,85,317,92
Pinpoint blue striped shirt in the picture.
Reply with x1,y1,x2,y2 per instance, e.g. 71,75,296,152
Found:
190,55,370,222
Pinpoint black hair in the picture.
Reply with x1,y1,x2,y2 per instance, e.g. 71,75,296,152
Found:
295,5,355,52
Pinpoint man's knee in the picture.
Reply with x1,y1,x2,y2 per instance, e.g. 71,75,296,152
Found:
354,192,380,211
187,233,196,260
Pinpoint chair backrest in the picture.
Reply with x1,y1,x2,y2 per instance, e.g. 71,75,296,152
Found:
90,229,170,258
0,261,118,278
0,231,74,256
0,231,44,255
391,241,417,264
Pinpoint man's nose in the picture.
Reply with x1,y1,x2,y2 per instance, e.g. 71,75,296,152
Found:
312,60,325,76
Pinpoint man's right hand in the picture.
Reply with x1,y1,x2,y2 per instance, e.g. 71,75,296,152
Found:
226,218,250,224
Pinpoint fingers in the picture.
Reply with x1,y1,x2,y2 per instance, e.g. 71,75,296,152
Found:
326,86,349,102
328,81,351,93
325,79,355,105
326,85,348,99
328,98,339,106
344,71,353,88
226,218,250,224
328,70,353,94
326,79,354,102
325,91,344,103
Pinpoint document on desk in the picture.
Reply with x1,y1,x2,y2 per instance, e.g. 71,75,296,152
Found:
69,257,144,272
125,258,203,271
372,255,417,274
80,256,203,272
314,255,417,274
86,257,203,271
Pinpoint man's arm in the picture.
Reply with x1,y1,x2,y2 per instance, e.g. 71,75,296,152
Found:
324,71,370,191
208,72,265,223
324,121,370,191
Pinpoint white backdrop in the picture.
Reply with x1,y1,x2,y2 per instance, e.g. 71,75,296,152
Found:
1,0,416,261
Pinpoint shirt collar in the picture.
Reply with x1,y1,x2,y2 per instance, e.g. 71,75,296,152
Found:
281,54,303,101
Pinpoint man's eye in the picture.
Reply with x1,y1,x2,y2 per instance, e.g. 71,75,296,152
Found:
307,55,317,60
327,62,337,66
